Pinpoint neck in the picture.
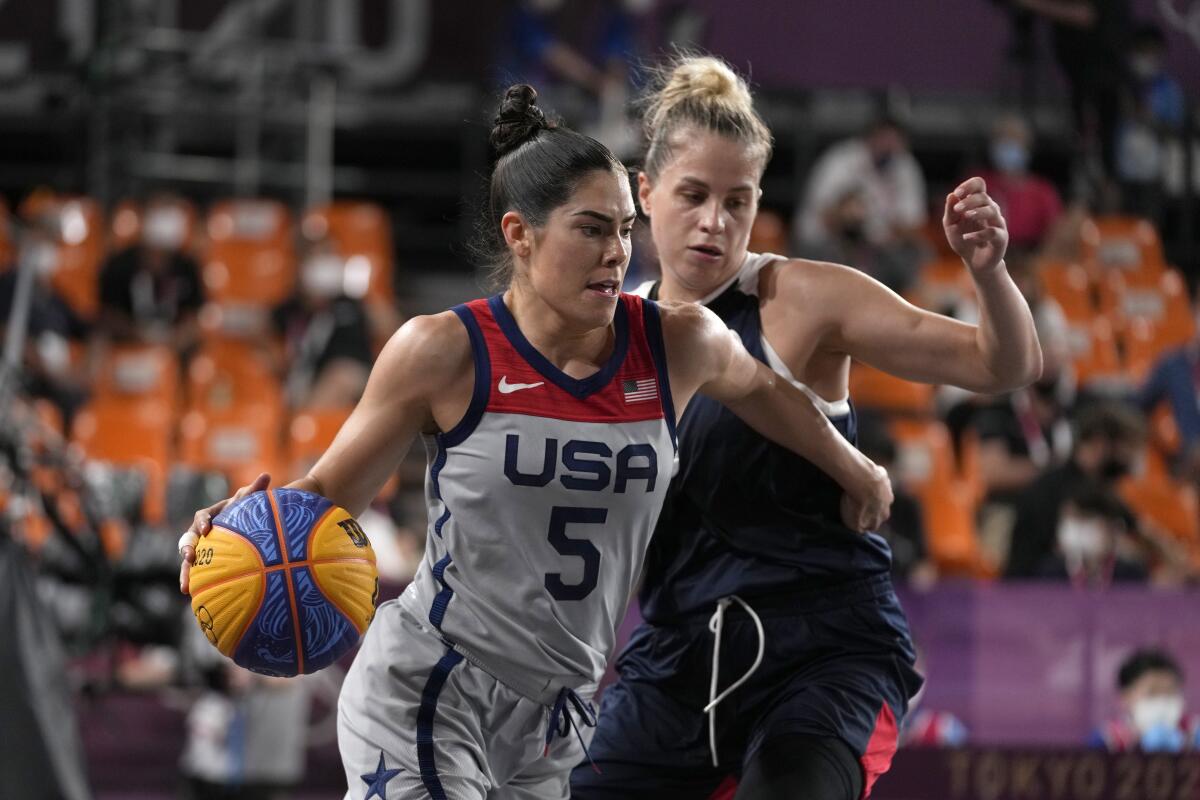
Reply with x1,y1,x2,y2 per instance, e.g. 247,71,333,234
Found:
657,262,743,305
504,285,612,370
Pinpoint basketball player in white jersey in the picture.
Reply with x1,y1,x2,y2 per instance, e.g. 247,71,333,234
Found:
178,85,895,800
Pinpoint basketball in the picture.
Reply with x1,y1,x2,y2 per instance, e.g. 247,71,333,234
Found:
188,488,379,677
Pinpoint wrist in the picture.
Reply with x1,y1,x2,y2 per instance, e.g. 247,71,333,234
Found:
968,257,1008,282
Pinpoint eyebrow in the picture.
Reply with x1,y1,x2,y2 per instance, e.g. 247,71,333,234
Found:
679,176,756,192
571,210,637,224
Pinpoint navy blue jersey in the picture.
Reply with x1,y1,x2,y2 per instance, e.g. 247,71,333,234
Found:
634,254,893,623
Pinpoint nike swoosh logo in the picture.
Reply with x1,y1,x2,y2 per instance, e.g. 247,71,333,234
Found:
498,376,544,394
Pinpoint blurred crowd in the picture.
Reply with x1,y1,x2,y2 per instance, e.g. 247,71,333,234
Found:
1,3,1199,794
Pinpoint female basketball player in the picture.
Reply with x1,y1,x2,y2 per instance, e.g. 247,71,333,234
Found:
177,85,895,800
569,57,1043,800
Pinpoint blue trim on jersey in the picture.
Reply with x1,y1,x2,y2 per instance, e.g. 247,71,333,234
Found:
430,438,451,540
640,299,677,451
428,554,454,631
443,304,492,449
487,293,630,399
417,646,464,800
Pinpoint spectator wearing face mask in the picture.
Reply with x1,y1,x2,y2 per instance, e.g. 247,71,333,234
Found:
794,114,929,254
271,243,373,410
974,114,1069,254
1034,479,1148,587
1005,402,1145,578
0,218,92,427
98,197,205,357
1091,648,1200,752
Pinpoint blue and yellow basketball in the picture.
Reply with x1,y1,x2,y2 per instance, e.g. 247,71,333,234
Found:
188,488,379,677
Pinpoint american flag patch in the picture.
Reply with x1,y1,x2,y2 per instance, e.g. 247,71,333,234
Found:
622,377,657,403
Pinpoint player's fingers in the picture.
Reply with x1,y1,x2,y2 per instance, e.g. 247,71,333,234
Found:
953,193,992,214
963,204,1002,224
954,176,986,199
963,227,1004,242
192,508,214,536
180,553,193,594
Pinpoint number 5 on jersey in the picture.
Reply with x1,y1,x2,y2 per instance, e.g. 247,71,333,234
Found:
545,506,606,601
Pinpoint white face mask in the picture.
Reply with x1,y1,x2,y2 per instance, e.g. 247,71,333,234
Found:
143,207,187,250
1057,518,1108,562
301,254,345,299
1131,694,1185,735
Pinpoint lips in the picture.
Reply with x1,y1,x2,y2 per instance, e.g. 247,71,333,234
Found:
587,280,619,296
688,244,724,258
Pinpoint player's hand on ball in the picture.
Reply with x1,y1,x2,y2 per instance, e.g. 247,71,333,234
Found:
944,176,1009,275
179,472,271,594
840,462,893,533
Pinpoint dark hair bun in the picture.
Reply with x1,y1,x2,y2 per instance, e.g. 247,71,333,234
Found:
491,84,553,157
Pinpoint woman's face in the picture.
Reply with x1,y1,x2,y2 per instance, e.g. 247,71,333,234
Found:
639,128,762,298
511,168,636,330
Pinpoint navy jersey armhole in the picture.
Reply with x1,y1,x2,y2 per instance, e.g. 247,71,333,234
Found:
441,304,492,448
641,299,677,450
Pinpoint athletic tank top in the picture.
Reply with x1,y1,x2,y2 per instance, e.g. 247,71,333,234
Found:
633,253,892,623
400,293,676,701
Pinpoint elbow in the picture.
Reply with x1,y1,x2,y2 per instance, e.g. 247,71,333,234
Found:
994,342,1045,393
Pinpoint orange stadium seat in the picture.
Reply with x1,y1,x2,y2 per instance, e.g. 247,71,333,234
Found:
110,197,200,253
1118,474,1200,553
204,199,296,306
187,338,284,415
1070,316,1124,388
910,257,973,312
288,407,352,474
21,194,106,319
747,209,789,256
179,403,285,490
72,397,172,523
1079,215,1166,272
303,201,395,306
93,344,181,408
1038,260,1095,322
849,363,936,416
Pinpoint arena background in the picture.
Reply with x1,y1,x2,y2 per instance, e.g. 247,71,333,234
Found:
1,1,1199,799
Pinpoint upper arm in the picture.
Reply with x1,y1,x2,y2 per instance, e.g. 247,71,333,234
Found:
657,301,759,411
775,260,1000,391
308,311,470,515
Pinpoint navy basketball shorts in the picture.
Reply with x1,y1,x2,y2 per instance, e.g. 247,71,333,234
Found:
570,574,923,799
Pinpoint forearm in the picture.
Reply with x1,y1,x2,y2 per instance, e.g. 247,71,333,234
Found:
971,261,1043,389
725,364,876,496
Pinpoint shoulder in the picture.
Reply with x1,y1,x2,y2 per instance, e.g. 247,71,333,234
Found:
655,298,724,340
374,310,473,387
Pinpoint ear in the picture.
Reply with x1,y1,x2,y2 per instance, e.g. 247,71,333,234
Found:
636,172,654,218
500,211,531,258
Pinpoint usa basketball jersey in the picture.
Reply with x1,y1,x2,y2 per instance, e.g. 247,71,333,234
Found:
399,293,676,701
634,253,893,622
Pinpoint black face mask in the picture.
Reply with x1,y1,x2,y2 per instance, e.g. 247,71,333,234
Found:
1100,457,1132,481
840,221,867,243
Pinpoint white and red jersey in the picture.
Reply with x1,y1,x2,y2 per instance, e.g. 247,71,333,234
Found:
399,293,676,702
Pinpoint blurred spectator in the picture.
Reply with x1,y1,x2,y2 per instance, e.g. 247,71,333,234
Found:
1139,288,1200,480
972,251,1075,503
1033,479,1149,587
179,618,309,800
0,218,91,427
272,242,373,409
1091,648,1200,752
1117,23,1186,220
794,115,928,257
1005,402,1143,578
858,411,936,587
1015,0,1132,190
975,114,1067,253
797,184,921,293
98,196,204,356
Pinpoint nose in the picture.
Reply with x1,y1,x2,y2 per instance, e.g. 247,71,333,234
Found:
699,198,725,235
603,231,630,268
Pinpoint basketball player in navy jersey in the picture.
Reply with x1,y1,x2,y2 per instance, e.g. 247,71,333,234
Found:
178,85,895,800
570,57,1043,800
